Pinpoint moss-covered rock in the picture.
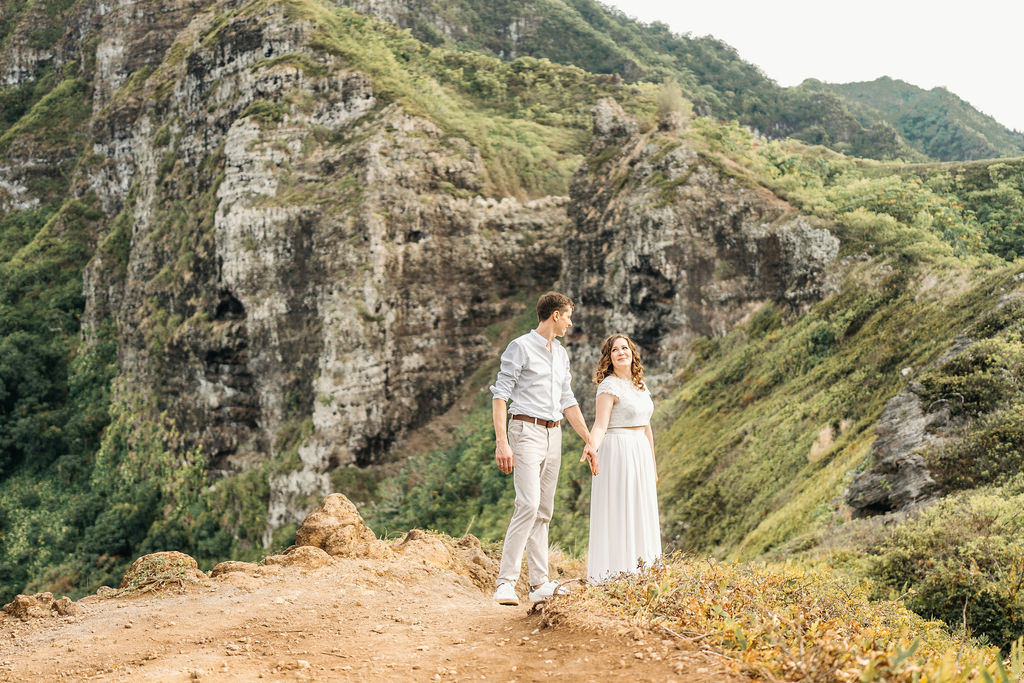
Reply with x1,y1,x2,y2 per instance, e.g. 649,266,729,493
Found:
118,551,207,593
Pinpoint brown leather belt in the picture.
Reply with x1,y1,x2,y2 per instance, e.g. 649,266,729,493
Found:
512,414,561,428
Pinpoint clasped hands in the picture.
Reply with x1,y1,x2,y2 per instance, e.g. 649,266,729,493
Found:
494,442,599,475
580,443,598,476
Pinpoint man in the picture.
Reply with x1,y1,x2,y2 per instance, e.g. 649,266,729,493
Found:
489,291,597,605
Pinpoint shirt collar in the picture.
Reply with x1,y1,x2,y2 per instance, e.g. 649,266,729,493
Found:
529,329,560,351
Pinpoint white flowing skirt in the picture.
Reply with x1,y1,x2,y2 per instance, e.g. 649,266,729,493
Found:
587,428,662,583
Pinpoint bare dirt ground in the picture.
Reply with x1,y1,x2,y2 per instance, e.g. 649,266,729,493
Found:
0,555,740,682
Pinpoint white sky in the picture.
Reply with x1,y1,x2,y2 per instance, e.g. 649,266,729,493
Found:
604,0,1024,133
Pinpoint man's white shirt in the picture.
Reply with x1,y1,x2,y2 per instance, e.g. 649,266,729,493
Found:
489,330,578,422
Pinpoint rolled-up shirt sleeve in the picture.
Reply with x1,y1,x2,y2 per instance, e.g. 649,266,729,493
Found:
490,340,526,402
559,351,578,412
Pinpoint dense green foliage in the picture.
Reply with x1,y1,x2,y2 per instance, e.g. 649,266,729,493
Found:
901,159,1024,260
870,487,1024,650
0,199,116,596
824,77,1024,161
0,393,280,598
376,0,1020,162
0,200,106,476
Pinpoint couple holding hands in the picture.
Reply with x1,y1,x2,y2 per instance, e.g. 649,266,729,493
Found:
489,291,662,606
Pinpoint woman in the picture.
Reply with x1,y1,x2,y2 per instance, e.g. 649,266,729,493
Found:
582,334,662,582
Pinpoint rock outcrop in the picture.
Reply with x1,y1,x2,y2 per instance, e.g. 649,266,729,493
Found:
119,551,208,593
448,534,500,590
844,387,941,517
562,99,839,379
210,560,263,578
295,494,502,589
2,592,82,620
294,493,393,558
392,528,454,568
264,545,334,569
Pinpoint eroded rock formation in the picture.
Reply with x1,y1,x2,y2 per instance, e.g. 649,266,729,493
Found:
2,592,82,620
67,2,568,540
844,387,941,517
561,99,840,379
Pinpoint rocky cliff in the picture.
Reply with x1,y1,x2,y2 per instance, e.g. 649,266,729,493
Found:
561,100,839,380
0,0,842,551
76,1,579,537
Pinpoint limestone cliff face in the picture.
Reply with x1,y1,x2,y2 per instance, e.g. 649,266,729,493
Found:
63,2,566,537
0,0,841,545
561,100,840,382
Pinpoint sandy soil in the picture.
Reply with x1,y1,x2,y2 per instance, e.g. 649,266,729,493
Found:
0,555,741,682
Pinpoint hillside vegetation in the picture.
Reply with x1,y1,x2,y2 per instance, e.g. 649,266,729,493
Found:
822,76,1024,161
1,0,1024,660
361,0,1024,162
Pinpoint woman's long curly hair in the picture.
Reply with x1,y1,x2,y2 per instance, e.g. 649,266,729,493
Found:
592,334,646,390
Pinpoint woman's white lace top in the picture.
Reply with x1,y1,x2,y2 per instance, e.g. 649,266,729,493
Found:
596,375,653,428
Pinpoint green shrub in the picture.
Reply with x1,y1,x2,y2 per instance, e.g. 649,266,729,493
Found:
927,402,1024,490
869,489,1024,650
917,338,1024,417
971,298,1024,339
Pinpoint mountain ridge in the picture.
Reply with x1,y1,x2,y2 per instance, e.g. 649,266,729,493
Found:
334,0,1023,162
811,75,1024,160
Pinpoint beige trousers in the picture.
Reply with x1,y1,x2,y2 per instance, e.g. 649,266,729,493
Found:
497,419,562,587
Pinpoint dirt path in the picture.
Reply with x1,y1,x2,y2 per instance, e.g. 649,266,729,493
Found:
0,556,738,682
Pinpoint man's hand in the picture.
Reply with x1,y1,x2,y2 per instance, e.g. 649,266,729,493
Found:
579,443,599,476
495,442,514,474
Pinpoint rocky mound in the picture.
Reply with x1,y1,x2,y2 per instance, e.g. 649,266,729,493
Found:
2,592,82,621
287,493,504,590
292,493,394,559
119,551,209,594
1,493,515,627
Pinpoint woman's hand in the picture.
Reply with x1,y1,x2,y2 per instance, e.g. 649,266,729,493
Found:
580,444,599,476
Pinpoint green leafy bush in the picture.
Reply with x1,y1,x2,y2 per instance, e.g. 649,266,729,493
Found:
928,403,1024,490
869,489,1024,650
917,338,1024,417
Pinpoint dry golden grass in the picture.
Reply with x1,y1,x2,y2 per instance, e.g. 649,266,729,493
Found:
542,555,1024,682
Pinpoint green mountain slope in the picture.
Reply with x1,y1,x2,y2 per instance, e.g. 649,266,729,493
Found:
352,0,1020,163
817,76,1024,161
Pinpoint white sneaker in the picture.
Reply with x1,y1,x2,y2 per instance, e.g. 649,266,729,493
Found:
493,582,519,606
528,580,564,602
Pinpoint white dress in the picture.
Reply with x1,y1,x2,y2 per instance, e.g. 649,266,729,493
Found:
587,375,662,582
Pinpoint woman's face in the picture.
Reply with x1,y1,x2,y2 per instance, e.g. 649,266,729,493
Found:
610,337,632,372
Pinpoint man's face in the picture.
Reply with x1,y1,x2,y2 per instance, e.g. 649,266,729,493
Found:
553,307,574,337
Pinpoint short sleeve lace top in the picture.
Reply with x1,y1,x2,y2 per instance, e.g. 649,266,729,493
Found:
596,375,654,428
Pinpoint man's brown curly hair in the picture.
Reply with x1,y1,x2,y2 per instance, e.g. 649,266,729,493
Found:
592,334,646,390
